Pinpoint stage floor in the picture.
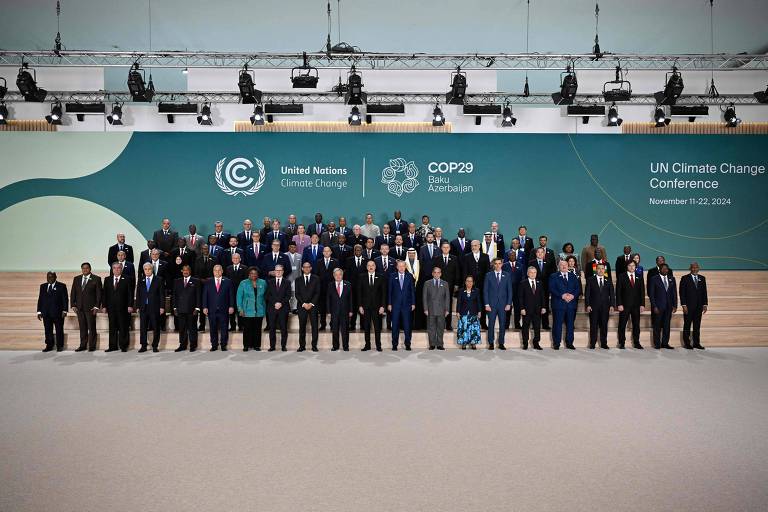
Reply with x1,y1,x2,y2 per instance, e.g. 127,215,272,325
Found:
1,348,767,512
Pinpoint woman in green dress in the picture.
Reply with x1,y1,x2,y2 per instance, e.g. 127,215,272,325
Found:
236,266,266,351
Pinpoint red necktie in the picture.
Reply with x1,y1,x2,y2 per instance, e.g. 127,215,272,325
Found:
337,282,342,297
630,274,635,286
216,279,220,292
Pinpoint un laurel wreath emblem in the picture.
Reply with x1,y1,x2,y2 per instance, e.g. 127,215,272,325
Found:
381,157,419,197
215,157,266,196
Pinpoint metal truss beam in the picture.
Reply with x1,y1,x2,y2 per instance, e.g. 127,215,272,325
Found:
1,50,767,71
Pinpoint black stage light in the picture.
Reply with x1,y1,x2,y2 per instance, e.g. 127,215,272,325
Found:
264,103,304,115
366,103,405,115
603,66,632,102
348,106,362,126
197,103,213,125
552,65,578,105
607,103,622,127
291,52,320,88
445,67,467,105
654,107,670,128
16,63,47,102
127,62,155,102
107,102,123,125
669,105,708,123
654,65,684,106
45,101,63,125
0,77,6,100
65,102,106,122
158,102,198,123
432,103,445,126
238,64,262,104
0,103,8,125
723,104,741,128
250,104,265,125
754,84,768,104
501,105,516,127
344,66,366,105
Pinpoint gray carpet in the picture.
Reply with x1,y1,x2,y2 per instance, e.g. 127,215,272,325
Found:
1,348,767,512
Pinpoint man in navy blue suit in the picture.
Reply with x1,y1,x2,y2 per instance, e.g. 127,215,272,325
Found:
202,265,235,351
649,263,678,349
135,262,165,352
302,233,323,268
244,231,266,268
209,221,231,249
483,258,514,349
266,219,288,252
37,271,68,352
221,236,245,268
388,260,416,350
549,259,582,349
261,239,291,278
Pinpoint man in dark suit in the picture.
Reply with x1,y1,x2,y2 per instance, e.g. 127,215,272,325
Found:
462,241,491,329
433,242,459,330
388,260,416,351
347,225,368,250
646,255,675,327
387,210,408,237
307,213,326,237
221,236,245,269
194,244,216,332
583,247,613,283
584,263,615,350
107,233,134,266
531,247,555,330
375,223,395,250
206,234,225,264
549,260,582,350
261,240,291,278
519,266,545,350
419,233,438,276
332,234,353,263
244,232,266,268
489,222,505,259
616,260,645,349
337,217,353,239
138,240,157,269
265,264,291,351
391,236,407,261
210,221,231,249
679,261,708,350
202,265,235,350
320,221,340,247
403,224,422,252
37,271,68,352
102,262,133,352
283,214,300,239
70,262,102,352
135,262,165,352
483,258,514,349
533,235,557,269
375,244,397,277
327,268,353,351
514,225,535,254
236,218,255,249
266,220,288,253
450,229,472,259
357,260,386,351
170,238,196,279
649,263,677,349
314,247,339,331
110,250,136,294
225,253,248,331
615,245,634,275
302,234,323,268
259,217,272,241
173,264,201,352
503,243,526,330
295,261,321,351
152,218,178,261
363,238,379,262
344,245,368,330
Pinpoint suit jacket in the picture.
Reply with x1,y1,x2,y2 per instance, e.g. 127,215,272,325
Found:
423,278,450,316
70,274,102,311
646,266,675,298
260,252,292,276
338,226,353,239
363,248,379,262
616,272,645,309
391,245,407,261
282,223,300,238
549,271,582,311
208,244,225,264
170,247,196,278
419,244,439,275
285,252,302,282
347,234,368,249
649,274,678,312
512,235,535,254
583,260,613,283
37,281,68,317
387,219,409,237
403,233,422,251
356,273,387,310
202,277,235,313
450,238,472,258
320,231,340,247
265,277,292,310
102,274,133,312
109,261,136,290
530,247,557,269
518,278,545,313
210,231,231,248
225,264,249,290
135,274,165,312
221,247,245,269
307,222,326,237
194,255,216,280
326,280,353,316
502,253,526,286
615,254,634,275
332,244,353,263
152,229,179,258
313,257,339,290
173,276,201,314
295,273,321,306
679,274,708,310
457,288,482,315
483,271,514,309
302,245,324,267
344,256,368,285
388,272,416,309
375,255,397,276
584,275,615,311
244,242,266,267
433,254,460,289
138,249,153,269
183,233,204,254
108,243,134,265
236,230,257,249
531,258,556,289
375,234,395,250
462,253,491,288
265,231,288,252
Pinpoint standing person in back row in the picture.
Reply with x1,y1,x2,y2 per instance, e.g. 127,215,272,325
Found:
153,218,178,262
70,262,102,352
37,271,68,352
679,262,707,350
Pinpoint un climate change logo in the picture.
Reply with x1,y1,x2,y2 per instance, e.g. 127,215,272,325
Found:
215,157,266,196
381,158,419,197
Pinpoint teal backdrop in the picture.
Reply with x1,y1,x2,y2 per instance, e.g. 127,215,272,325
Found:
0,133,767,270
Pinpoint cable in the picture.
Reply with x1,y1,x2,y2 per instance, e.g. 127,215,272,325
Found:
707,0,719,98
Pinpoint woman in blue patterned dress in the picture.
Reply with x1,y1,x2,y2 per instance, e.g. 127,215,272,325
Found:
456,275,482,349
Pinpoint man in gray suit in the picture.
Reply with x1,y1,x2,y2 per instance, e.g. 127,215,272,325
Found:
285,241,302,313
184,224,204,255
423,266,451,350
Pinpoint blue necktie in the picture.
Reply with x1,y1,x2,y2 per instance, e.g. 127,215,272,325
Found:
145,278,150,304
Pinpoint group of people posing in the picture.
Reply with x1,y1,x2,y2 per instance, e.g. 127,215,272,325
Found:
36,211,710,353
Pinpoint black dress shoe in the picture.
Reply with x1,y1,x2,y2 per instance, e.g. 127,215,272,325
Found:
211,346,219,351
243,347,250,352
588,345,595,350
392,347,398,351
553,346,560,350
533,344,542,350
42,347,54,352
488,344,495,350
600,344,609,350
267,347,275,352
470,344,477,350
566,344,575,350
376,347,382,352
633,343,644,349
437,346,445,350
75,347,87,352
428,346,435,350
684,344,693,350
362,345,371,352
662,344,674,350
461,345,467,350
498,345,506,350
297,347,305,352
152,347,159,353
343,347,349,351
88,348,96,352
121,348,128,352
138,346,148,353
617,343,625,349
693,344,705,350
405,346,411,351
221,346,228,351
311,347,318,352
105,348,117,352
175,347,186,352
190,347,197,352
331,347,338,351
281,347,287,352
56,347,64,352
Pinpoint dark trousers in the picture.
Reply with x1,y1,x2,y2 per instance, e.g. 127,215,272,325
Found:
505,285,522,329
297,306,319,349
208,310,229,348
682,307,703,347
317,292,329,329
390,305,412,349
177,312,198,349
229,311,241,331
361,307,382,348
540,287,551,328
552,307,576,348
107,309,130,351
588,306,609,347
76,309,98,350
652,307,673,348
486,307,507,346
444,290,455,330
241,315,264,349
521,311,541,347
349,299,361,330
268,307,289,349
330,312,349,350
198,310,207,331
139,309,161,348
618,307,641,345
42,315,65,349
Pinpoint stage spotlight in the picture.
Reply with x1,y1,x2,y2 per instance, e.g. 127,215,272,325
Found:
654,65,684,106
501,105,516,127
197,103,213,125
653,107,670,128
0,103,8,125
348,106,362,126
107,102,123,125
16,63,47,102
238,64,262,104
432,103,445,126
182,67,189,74
754,84,768,104
344,66,366,105
45,101,63,125
724,104,741,128
552,65,578,105
445,67,467,105
250,104,265,125
291,52,319,88
0,77,6,100
607,103,622,127
127,62,155,102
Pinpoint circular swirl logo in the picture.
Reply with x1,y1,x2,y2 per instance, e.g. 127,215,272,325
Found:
381,157,419,197
215,157,266,196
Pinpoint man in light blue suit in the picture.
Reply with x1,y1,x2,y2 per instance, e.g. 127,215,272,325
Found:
549,259,582,350
483,258,514,349
388,260,416,351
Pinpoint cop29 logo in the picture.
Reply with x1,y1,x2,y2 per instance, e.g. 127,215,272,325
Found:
215,157,266,196
381,157,419,197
